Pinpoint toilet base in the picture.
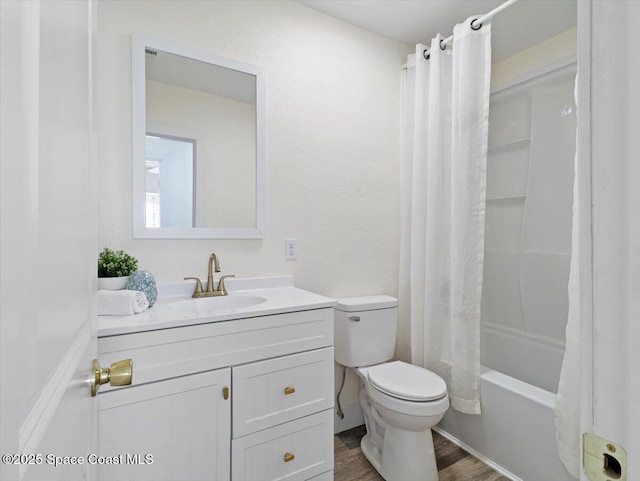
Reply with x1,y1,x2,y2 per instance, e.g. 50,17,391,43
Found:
381,425,438,481
356,374,442,481
360,433,383,475
361,427,439,481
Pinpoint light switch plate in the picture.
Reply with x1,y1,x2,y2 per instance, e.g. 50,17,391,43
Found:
583,432,626,481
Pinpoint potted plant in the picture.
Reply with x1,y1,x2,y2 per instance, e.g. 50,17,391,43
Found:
98,248,139,290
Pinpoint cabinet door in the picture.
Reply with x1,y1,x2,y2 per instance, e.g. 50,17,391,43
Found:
98,368,231,481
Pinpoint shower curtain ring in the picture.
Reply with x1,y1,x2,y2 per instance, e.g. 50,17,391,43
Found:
471,19,482,30
423,49,430,60
440,39,446,50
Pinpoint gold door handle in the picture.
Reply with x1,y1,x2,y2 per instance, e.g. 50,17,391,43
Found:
283,452,295,463
91,359,133,396
284,386,296,395
223,387,229,400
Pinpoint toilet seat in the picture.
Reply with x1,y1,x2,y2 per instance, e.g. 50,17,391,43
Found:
367,361,447,402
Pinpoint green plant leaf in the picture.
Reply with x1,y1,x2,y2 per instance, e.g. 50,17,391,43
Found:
98,247,139,278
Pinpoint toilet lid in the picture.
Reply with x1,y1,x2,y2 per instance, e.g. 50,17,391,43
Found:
367,361,447,401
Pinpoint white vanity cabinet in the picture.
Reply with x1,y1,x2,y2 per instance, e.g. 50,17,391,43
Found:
231,348,334,481
98,368,231,481
97,305,335,481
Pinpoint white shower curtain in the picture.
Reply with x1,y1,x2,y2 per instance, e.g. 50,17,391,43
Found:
399,18,491,415
554,77,586,480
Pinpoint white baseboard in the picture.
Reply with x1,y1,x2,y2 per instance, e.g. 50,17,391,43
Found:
333,402,364,434
433,426,521,481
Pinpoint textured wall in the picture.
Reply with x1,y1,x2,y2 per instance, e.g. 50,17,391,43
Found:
97,0,410,296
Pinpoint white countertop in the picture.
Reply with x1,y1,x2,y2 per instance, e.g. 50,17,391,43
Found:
97,276,336,337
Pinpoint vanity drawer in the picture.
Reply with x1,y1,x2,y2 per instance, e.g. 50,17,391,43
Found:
232,347,334,437
98,308,333,392
231,409,334,481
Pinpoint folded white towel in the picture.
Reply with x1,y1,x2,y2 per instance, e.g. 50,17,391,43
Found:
98,289,149,316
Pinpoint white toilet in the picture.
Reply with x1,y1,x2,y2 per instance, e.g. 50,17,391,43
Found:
334,296,449,481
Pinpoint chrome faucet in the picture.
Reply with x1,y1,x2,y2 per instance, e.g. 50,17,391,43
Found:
184,253,235,298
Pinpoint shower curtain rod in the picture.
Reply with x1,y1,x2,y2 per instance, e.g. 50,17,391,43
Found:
423,0,520,59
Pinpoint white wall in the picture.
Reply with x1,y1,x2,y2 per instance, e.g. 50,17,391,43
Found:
97,0,410,293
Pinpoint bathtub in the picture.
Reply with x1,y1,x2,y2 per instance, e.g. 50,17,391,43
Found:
435,368,574,481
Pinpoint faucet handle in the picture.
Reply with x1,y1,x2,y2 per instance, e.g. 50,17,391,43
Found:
216,275,235,295
184,277,204,297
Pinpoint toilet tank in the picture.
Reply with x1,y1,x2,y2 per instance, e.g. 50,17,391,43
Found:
334,295,398,367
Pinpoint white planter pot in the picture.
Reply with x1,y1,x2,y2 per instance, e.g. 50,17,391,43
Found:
98,276,129,290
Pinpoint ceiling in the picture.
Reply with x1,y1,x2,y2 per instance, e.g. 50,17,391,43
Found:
297,0,577,62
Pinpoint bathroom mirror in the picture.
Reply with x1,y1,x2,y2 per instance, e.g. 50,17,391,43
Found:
132,32,265,238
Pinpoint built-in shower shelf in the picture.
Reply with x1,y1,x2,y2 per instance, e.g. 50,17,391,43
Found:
484,248,521,254
486,194,526,201
487,137,531,152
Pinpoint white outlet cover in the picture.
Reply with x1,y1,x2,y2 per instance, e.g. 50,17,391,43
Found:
285,239,297,260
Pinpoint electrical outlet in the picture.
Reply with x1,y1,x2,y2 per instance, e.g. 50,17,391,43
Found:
285,239,297,260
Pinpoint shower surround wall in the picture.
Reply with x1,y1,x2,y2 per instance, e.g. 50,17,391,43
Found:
481,62,576,393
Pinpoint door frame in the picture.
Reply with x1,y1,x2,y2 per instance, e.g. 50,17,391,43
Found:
578,1,639,479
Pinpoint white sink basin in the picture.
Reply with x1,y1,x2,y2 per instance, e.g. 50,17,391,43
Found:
97,276,338,337
169,295,267,314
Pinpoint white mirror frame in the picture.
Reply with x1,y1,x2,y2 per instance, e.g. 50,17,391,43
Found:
132,32,265,239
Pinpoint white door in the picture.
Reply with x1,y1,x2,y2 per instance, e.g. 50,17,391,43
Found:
0,1,99,480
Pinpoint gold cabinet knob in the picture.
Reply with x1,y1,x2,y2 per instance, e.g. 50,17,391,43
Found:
284,386,295,395
283,452,295,463
222,387,229,400
91,359,133,396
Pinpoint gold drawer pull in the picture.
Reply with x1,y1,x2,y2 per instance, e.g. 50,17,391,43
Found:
284,452,295,463
222,387,229,400
284,386,296,395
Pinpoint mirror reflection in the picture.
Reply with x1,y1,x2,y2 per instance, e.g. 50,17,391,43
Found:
145,48,256,229
132,32,264,239
145,134,195,228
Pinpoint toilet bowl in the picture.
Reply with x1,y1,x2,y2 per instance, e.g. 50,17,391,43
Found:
334,296,449,481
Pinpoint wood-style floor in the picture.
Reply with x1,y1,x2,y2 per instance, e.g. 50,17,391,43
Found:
335,425,511,481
